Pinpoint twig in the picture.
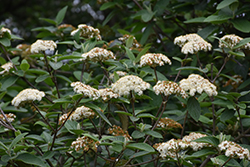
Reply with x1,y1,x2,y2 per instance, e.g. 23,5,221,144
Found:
0,107,16,131
174,54,188,82
212,56,229,83
32,102,55,132
221,157,232,167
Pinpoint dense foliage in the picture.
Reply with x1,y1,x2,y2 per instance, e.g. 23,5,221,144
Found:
1,0,250,166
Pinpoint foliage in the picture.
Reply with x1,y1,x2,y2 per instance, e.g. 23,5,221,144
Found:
1,0,250,166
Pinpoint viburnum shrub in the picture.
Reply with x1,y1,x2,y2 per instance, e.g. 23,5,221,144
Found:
1,1,250,167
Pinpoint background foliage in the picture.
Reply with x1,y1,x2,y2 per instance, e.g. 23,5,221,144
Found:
1,0,250,166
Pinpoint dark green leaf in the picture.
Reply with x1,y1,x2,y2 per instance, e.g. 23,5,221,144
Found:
186,148,215,159
216,0,238,10
100,2,116,10
0,38,11,46
115,111,132,116
42,151,55,160
49,61,63,70
187,97,201,122
242,118,250,127
137,113,156,119
184,17,206,23
102,10,115,26
129,151,153,159
55,6,68,25
228,50,245,57
125,47,135,61
126,143,155,152
144,130,163,138
220,109,235,122
126,35,134,48
35,74,50,83
16,153,46,167
0,76,18,91
57,55,82,61
176,66,208,73
211,155,241,166
193,136,219,146
231,19,250,33
233,37,250,49
39,18,57,25
56,74,72,83
204,14,232,23
135,45,151,63
27,69,49,75
131,130,145,139
9,132,28,150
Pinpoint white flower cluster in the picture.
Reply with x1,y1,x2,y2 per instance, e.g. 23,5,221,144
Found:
182,132,210,151
219,34,250,50
0,62,13,75
174,33,212,54
71,82,100,100
11,88,45,107
30,40,57,54
0,27,11,37
153,81,188,98
155,139,189,159
71,24,102,40
218,141,250,160
108,125,132,141
71,135,100,152
109,71,127,79
0,113,16,123
59,106,95,124
99,88,119,101
139,53,172,67
179,74,217,97
155,132,209,159
81,47,115,62
111,75,150,96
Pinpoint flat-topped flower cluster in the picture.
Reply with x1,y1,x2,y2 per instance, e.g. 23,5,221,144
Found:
71,24,102,40
179,74,217,97
139,53,172,67
81,47,115,62
30,39,57,54
11,88,45,107
174,33,212,54
71,135,100,152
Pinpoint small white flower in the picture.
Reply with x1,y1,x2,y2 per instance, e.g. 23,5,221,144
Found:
30,40,57,54
71,24,102,40
0,27,11,37
11,88,45,107
219,34,250,49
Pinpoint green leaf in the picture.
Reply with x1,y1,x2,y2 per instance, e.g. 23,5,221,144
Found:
220,109,235,122
20,59,30,71
184,17,206,23
42,151,55,160
228,50,245,57
0,76,18,91
239,78,250,90
100,2,116,10
176,66,208,73
135,45,151,63
85,103,112,126
144,130,163,138
35,74,50,83
129,151,153,159
49,61,63,70
137,113,156,119
115,111,132,116
39,18,57,25
231,19,250,33
204,14,232,23
0,38,11,46
57,55,82,61
233,37,250,49
126,35,134,48
56,74,72,83
186,148,215,159
27,69,49,75
16,153,46,167
131,130,145,139
125,47,135,62
8,132,28,150
126,143,155,152
141,9,156,22
55,6,68,25
102,10,115,26
140,23,153,45
211,155,241,166
0,141,8,151
193,136,219,146
187,97,201,122
241,118,250,127
216,0,238,10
